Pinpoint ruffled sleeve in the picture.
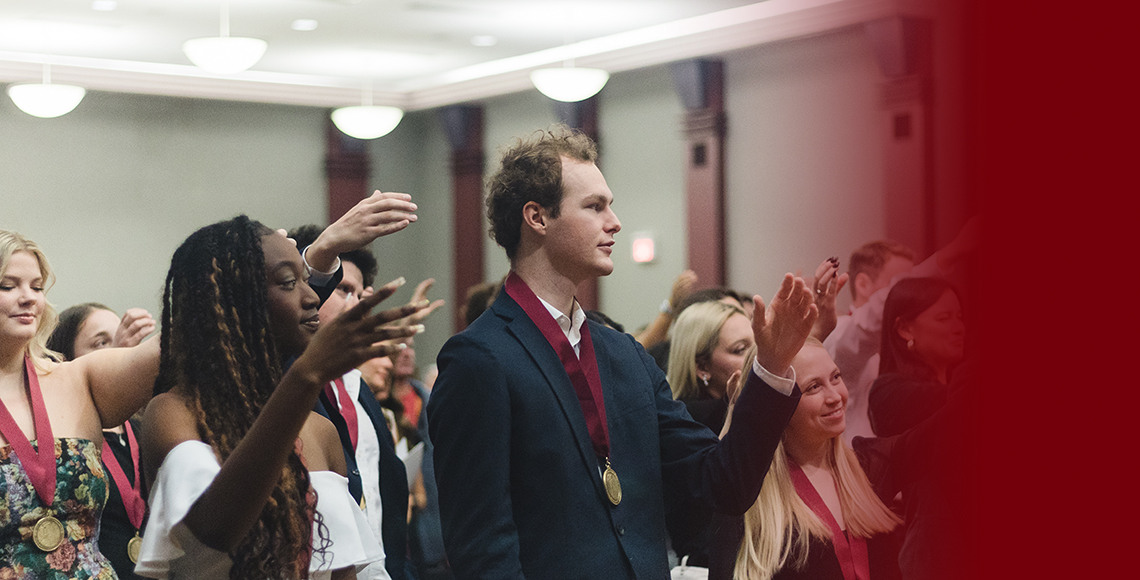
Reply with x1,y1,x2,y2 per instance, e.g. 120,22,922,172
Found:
134,440,231,579
308,470,387,579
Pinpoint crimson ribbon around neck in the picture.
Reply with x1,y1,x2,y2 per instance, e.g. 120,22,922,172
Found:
324,377,358,451
102,421,145,531
504,272,610,460
0,356,58,508
787,460,871,580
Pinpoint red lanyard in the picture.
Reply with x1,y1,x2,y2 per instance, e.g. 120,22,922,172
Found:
788,460,871,580
0,356,57,507
324,377,358,451
102,421,145,530
504,272,610,459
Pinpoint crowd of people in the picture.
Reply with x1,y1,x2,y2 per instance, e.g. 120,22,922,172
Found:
1,125,975,579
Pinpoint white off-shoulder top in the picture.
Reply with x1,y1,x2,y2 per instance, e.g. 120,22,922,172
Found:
134,440,386,579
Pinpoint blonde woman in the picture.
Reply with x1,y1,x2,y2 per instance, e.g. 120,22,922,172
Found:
709,338,960,580
0,230,159,577
667,300,753,434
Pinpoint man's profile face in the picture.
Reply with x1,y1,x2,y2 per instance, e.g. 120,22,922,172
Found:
542,158,622,282
869,255,914,297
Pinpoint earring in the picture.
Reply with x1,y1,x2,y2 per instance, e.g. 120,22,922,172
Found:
906,339,914,350
699,374,709,387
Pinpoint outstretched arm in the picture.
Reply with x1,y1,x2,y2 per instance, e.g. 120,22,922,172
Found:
142,278,429,552
79,333,161,429
661,274,817,515
305,190,419,273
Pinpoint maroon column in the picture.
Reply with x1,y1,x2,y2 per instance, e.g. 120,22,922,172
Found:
672,59,726,287
440,105,485,333
865,17,938,256
324,116,371,223
554,96,601,311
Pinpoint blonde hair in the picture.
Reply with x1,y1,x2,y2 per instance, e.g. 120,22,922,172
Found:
734,342,902,580
666,300,745,400
0,230,60,371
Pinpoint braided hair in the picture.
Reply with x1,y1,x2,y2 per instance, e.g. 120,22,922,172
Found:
155,215,328,578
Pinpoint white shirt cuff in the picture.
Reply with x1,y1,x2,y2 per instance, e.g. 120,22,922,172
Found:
302,245,341,284
751,358,797,396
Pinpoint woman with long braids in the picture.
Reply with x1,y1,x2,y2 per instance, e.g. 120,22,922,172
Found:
1,230,159,578
135,216,426,579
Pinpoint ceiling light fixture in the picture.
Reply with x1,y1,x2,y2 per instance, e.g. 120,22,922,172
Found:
530,66,609,102
7,63,86,118
331,83,403,140
530,16,609,103
182,1,267,74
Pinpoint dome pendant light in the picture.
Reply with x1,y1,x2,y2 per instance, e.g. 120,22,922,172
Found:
7,63,86,118
183,1,267,74
331,82,404,140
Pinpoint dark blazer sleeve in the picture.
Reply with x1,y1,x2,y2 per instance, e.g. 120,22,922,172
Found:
428,333,526,579
301,248,344,307
650,334,801,516
313,393,363,502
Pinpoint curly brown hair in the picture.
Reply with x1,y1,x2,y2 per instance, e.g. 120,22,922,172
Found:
155,216,329,578
485,124,598,261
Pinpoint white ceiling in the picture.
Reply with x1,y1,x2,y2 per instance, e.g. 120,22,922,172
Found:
0,0,921,111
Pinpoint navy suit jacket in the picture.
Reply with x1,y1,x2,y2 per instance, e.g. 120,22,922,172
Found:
307,262,408,580
315,386,409,580
428,289,800,579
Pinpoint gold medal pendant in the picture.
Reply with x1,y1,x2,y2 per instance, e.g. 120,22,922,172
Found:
602,458,622,506
33,515,66,552
127,533,142,564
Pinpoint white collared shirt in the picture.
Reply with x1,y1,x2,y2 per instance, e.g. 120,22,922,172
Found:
535,296,586,357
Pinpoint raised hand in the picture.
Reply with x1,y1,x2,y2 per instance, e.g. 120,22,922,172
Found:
669,269,699,312
112,307,156,348
809,257,849,341
306,190,419,272
291,277,429,386
405,278,446,326
750,274,818,377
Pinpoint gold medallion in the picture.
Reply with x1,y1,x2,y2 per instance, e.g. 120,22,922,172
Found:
127,533,142,564
603,459,622,506
32,515,66,552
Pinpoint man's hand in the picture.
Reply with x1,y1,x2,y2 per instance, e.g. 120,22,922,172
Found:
112,308,156,348
750,274,818,377
306,190,419,272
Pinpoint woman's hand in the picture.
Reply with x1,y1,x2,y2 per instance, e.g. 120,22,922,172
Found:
291,277,429,387
112,308,156,348
809,257,848,342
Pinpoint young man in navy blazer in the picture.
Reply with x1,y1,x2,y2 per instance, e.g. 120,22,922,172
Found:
429,126,818,579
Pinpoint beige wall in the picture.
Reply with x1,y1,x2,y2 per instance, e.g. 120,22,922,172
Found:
1,91,326,326
1,24,966,369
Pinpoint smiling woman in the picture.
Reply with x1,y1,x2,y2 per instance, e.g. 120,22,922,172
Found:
0,229,159,577
709,340,906,580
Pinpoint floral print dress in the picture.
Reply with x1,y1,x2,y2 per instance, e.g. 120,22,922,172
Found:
0,438,115,579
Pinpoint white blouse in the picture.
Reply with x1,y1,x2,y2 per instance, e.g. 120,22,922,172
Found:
134,440,385,579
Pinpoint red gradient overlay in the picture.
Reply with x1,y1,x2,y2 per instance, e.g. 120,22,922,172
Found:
964,1,1130,577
